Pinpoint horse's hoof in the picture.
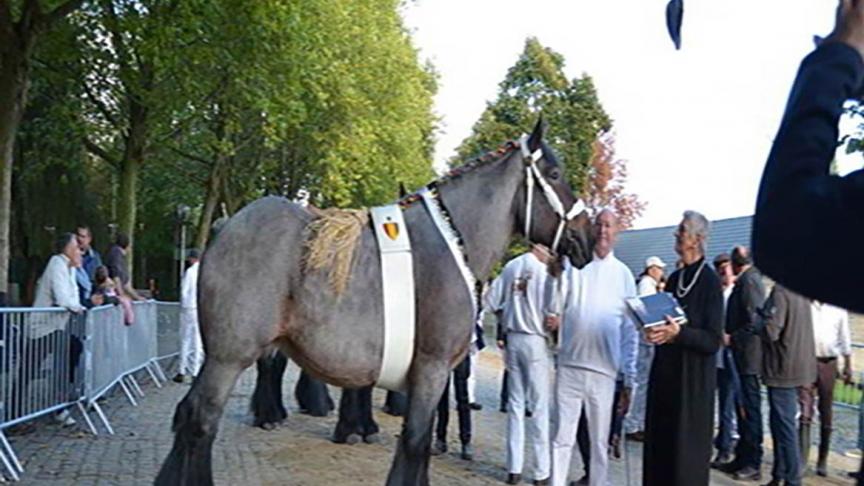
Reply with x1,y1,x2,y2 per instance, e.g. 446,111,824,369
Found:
332,433,362,445
345,433,361,445
363,433,380,444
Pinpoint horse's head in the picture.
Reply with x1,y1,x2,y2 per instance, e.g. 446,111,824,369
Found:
516,118,594,269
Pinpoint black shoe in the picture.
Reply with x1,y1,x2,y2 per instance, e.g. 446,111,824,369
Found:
533,478,549,486
717,460,741,474
461,443,474,461
525,409,533,418
710,451,733,469
506,473,522,485
499,406,507,413
733,466,762,481
172,373,185,383
625,431,645,442
470,402,483,411
431,439,447,456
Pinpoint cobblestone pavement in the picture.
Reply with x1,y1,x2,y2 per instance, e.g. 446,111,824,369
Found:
3,348,859,485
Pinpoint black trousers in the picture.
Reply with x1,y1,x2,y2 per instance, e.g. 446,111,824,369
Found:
435,355,472,445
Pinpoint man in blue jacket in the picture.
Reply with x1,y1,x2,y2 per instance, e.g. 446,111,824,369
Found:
753,0,864,315
753,1,864,481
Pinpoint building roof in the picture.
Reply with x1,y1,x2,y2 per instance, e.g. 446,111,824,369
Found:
615,215,753,277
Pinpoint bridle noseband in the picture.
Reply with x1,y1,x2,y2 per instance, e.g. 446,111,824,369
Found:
518,133,587,253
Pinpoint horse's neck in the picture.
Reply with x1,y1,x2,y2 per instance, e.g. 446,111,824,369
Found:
435,155,523,280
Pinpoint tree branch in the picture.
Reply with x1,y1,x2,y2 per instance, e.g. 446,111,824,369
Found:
81,81,121,129
168,145,212,166
83,137,119,168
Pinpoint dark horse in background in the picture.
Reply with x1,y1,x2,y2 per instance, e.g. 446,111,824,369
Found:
155,119,593,485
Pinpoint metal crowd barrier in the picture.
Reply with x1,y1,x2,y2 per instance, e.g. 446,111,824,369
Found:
0,301,181,481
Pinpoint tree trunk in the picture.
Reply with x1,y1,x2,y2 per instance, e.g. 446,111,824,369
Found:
0,41,31,304
194,162,222,250
118,99,148,280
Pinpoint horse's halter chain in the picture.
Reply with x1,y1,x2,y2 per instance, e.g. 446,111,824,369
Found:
518,134,587,253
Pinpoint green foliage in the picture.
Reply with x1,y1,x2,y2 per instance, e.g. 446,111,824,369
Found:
12,0,438,298
453,37,611,194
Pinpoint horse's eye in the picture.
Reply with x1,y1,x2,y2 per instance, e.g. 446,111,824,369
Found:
549,168,561,180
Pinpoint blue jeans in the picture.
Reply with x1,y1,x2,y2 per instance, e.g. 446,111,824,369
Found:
715,349,741,454
768,387,801,485
735,374,763,469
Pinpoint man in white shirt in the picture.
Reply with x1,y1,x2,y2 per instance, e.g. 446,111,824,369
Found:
34,233,84,314
799,301,853,477
624,256,665,441
32,232,84,426
550,209,639,486
175,249,204,383
488,245,557,486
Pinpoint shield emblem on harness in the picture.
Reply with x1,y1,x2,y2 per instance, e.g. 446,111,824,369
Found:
383,221,399,240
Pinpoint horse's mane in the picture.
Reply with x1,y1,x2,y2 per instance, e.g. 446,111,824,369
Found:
398,140,522,208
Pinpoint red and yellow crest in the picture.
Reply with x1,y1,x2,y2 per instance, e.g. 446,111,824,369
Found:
383,221,400,240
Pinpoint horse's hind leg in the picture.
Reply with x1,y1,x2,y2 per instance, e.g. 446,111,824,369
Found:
155,357,248,486
251,350,288,430
385,361,450,486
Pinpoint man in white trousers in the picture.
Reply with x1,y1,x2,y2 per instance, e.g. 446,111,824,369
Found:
550,209,639,486
175,249,204,383
488,245,556,486
623,256,665,440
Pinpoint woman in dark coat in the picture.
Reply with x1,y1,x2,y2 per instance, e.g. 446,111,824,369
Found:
643,211,723,485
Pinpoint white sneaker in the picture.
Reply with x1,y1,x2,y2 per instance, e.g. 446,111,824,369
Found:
55,410,76,427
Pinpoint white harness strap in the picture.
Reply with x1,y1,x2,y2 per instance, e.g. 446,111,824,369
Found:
420,188,477,318
518,134,587,252
370,205,415,391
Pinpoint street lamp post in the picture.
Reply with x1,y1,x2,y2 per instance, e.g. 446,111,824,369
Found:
175,205,190,293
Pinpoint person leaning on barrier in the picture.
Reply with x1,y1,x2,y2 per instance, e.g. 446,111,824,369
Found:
74,225,103,308
105,233,144,302
32,232,84,426
751,1,864,480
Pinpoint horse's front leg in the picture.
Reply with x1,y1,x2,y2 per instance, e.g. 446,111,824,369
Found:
385,358,450,486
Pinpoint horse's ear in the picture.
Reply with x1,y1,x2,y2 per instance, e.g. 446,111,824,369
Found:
398,182,408,198
528,116,547,152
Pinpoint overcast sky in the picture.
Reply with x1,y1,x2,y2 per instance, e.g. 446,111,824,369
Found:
401,0,862,229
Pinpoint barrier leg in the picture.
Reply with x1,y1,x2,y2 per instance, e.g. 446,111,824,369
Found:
118,378,138,407
151,359,169,383
0,430,22,479
126,375,145,398
90,400,114,435
145,363,162,388
76,401,98,436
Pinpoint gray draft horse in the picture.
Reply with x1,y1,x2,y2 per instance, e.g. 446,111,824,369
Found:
155,119,594,485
